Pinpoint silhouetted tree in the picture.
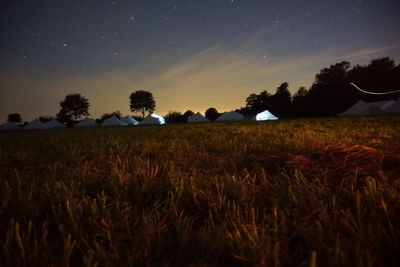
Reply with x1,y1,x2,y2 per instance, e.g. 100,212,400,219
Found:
236,106,252,118
182,110,195,122
267,82,292,118
240,57,400,118
7,113,22,124
129,90,155,118
292,87,309,117
205,107,220,121
305,58,400,116
348,57,400,101
307,61,352,116
165,111,186,123
183,110,194,117
39,116,54,123
57,93,90,126
245,90,271,116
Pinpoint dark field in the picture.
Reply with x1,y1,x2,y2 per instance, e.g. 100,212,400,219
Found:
1,116,400,266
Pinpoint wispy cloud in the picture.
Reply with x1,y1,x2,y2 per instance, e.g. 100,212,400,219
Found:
340,45,397,62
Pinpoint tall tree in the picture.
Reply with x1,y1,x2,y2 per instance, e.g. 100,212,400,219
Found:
183,110,194,117
307,61,352,116
267,82,292,118
205,107,220,121
129,90,156,118
7,113,22,123
245,90,271,116
348,57,400,101
57,93,90,126
292,87,309,117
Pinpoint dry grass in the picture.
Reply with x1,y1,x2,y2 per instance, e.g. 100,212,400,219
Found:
0,116,399,266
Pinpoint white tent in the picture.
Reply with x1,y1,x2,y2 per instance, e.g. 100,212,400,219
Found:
24,119,47,130
121,115,139,125
338,99,395,116
338,100,368,116
216,111,244,122
140,114,165,125
357,106,386,116
371,100,396,110
45,119,66,129
187,112,209,123
254,110,278,121
385,101,400,113
75,118,98,127
101,115,127,126
0,122,21,130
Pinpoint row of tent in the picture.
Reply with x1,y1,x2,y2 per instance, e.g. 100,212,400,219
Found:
0,110,279,130
338,98,400,116
3,96,399,131
2,97,400,131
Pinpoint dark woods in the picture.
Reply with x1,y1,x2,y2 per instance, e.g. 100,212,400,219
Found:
238,57,400,118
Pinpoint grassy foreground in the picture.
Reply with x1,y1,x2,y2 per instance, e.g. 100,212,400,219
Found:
1,116,400,266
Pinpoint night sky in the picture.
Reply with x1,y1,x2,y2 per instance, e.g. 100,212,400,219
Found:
1,0,400,121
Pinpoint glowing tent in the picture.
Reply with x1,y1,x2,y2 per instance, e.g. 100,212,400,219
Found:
45,119,66,129
254,110,278,121
187,112,209,123
0,122,21,130
75,118,98,127
121,115,139,125
140,114,165,125
101,115,127,126
24,119,47,130
216,111,244,122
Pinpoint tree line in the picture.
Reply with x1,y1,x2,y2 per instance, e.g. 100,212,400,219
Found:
5,57,400,126
238,57,400,118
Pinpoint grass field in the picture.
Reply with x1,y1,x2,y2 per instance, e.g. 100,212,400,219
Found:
1,116,400,266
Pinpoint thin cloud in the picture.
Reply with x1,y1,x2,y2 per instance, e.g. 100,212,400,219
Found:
340,45,398,61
